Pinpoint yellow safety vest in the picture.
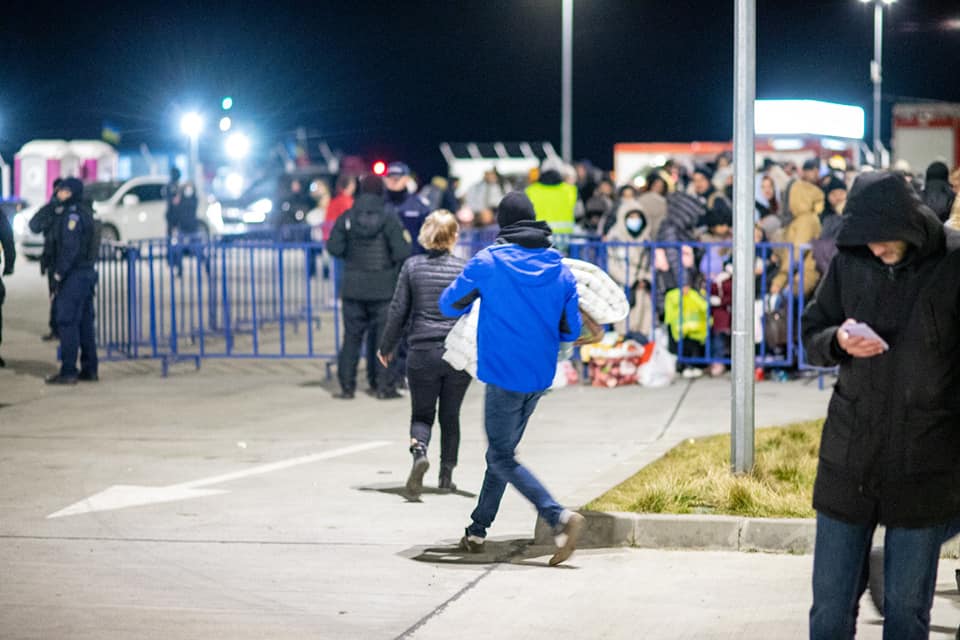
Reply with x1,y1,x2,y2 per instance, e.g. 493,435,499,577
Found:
525,182,578,234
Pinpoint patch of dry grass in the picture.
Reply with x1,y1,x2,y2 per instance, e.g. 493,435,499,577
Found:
586,420,822,518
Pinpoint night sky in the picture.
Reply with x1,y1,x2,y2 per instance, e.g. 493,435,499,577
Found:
1,0,959,178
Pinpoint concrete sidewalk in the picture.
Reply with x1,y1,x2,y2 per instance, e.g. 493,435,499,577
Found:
3,265,959,638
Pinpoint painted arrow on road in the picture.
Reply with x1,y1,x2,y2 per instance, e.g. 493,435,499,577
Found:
47,440,391,519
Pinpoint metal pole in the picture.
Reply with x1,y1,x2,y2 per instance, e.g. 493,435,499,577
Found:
561,0,573,164
732,0,756,474
872,1,883,163
190,135,200,187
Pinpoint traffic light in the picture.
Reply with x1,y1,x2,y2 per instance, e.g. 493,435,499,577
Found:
372,161,386,176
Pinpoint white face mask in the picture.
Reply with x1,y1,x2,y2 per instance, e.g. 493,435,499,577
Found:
626,218,644,234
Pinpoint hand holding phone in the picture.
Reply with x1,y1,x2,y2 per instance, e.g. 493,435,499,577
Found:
838,320,889,356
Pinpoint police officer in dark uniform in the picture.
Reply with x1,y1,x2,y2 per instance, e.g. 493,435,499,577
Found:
0,205,16,367
45,178,99,385
28,177,65,341
383,162,431,255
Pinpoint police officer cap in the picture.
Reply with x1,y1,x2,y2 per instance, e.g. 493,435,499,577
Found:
386,162,410,177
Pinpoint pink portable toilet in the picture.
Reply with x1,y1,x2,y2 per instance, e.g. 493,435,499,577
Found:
14,140,72,205
68,140,119,183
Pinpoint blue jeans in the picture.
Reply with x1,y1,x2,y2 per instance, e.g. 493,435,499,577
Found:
810,511,960,640
466,384,564,538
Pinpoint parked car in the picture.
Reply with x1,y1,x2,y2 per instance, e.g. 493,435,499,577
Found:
12,176,217,258
210,168,333,238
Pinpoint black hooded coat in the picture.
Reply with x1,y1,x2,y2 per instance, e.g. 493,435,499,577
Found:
801,172,960,527
326,193,411,301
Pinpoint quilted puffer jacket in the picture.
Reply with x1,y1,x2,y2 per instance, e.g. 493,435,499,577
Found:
380,250,467,355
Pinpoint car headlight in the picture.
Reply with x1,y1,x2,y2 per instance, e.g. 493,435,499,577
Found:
12,212,27,237
205,202,223,229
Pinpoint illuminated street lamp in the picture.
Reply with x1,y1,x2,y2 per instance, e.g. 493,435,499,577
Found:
219,116,232,132
859,0,896,165
179,112,203,185
225,132,251,160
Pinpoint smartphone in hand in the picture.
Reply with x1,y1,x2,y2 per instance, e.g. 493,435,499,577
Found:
843,322,890,351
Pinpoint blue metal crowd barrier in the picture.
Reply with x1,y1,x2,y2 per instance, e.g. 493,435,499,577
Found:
92,230,820,377
94,235,339,375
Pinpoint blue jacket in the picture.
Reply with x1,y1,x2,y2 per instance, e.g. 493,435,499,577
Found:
440,240,581,393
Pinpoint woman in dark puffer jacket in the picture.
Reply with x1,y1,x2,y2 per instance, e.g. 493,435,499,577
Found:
379,210,472,497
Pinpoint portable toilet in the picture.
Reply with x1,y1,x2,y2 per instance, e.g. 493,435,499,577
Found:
14,140,72,205
68,140,119,183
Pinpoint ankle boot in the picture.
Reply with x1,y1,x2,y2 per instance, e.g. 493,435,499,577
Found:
438,466,456,492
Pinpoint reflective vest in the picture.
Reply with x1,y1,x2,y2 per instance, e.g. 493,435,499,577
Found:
525,182,577,234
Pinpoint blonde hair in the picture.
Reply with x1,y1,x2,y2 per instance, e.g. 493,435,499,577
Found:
418,210,459,251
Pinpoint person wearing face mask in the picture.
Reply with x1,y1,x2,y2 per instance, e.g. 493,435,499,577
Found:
606,206,653,338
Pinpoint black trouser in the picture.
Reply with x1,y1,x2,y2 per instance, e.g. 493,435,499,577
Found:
338,298,392,393
46,271,58,336
0,277,5,346
407,344,472,470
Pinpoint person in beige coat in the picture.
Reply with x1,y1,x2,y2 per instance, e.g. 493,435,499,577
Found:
770,179,822,297
606,203,654,337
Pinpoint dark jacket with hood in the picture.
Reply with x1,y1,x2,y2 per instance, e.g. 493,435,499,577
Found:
380,250,467,355
923,162,956,223
802,171,960,528
326,193,411,301
440,218,581,393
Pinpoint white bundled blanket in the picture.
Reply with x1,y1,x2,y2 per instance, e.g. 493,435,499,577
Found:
442,259,628,375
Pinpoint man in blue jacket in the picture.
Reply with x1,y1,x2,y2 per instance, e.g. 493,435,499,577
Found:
440,191,585,566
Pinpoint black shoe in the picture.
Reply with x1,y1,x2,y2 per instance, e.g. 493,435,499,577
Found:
333,390,355,399
439,467,457,492
406,449,429,497
78,371,99,382
459,534,486,553
376,389,403,400
41,332,58,342
0,355,5,368
867,547,884,617
364,387,378,398
45,374,78,385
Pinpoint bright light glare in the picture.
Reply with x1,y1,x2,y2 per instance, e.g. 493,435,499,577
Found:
224,172,244,197
246,198,273,222
372,161,386,175
755,100,865,139
219,116,232,132
225,132,251,160
180,112,203,138
222,97,233,110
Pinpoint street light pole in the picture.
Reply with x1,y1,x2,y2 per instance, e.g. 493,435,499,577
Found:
561,0,573,164
731,0,756,475
871,0,883,163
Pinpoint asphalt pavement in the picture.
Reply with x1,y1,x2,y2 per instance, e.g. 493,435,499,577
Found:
2,265,959,639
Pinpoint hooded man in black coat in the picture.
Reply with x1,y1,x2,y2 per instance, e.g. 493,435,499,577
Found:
326,175,411,399
922,161,956,223
802,171,960,639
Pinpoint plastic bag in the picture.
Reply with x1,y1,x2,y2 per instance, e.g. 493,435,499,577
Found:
638,329,677,388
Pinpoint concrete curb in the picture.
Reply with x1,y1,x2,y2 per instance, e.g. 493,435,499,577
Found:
535,511,960,558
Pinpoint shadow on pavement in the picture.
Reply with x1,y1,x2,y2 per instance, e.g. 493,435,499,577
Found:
355,482,477,503
402,540,580,569
2,359,57,379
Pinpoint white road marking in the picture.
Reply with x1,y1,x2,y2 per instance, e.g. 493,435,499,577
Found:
47,441,391,519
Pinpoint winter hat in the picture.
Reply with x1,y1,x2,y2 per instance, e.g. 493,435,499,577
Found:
359,175,385,196
802,158,820,172
693,165,714,180
385,162,410,177
61,177,84,199
704,199,733,228
822,176,847,195
926,161,949,183
497,191,537,228
585,195,609,215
